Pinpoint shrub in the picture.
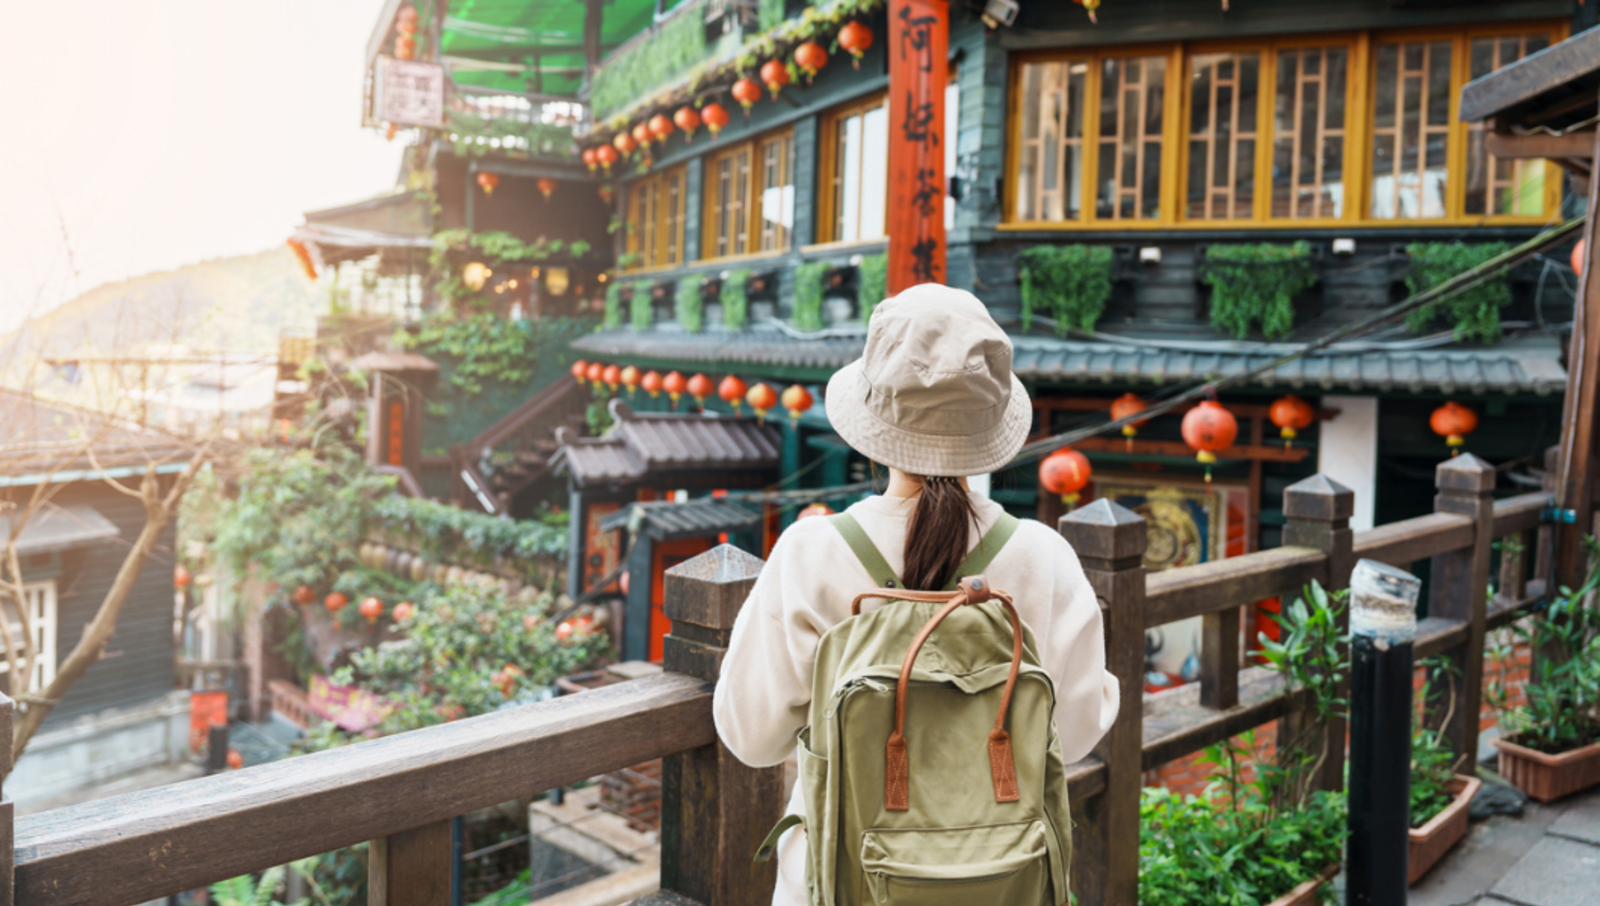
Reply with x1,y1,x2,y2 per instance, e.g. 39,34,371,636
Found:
1017,245,1115,334
1201,242,1319,340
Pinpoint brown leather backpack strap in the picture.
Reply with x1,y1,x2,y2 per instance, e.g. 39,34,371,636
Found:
851,586,960,616
884,576,1023,811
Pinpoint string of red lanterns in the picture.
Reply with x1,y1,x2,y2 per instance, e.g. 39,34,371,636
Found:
567,362,816,424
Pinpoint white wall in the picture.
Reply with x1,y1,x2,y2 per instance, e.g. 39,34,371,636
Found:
1317,395,1380,531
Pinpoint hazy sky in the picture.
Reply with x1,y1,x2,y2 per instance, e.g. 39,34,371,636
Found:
0,1,403,332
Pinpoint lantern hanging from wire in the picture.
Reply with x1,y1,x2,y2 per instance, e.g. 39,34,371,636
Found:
781,384,814,424
620,365,642,396
732,77,762,114
1574,238,1587,276
602,364,622,392
475,171,499,196
674,105,701,139
760,59,790,96
1269,395,1315,450
837,21,874,68
746,383,778,422
586,362,606,386
718,375,749,412
571,360,588,385
537,178,556,201
794,41,828,81
1182,396,1239,483
1109,392,1148,452
648,113,674,144
1040,447,1092,509
664,371,689,408
701,102,731,139
641,370,664,398
687,373,714,409
1430,401,1478,455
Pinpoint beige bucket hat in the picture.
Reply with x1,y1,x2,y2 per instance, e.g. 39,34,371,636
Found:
825,284,1032,477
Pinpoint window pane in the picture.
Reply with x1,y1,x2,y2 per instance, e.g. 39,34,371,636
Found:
1187,51,1259,219
1097,55,1165,221
733,148,751,256
1014,60,1087,223
1371,39,1451,219
840,113,863,241
1465,34,1550,217
945,79,959,230
666,172,681,265
860,105,889,240
1272,46,1346,219
759,135,794,252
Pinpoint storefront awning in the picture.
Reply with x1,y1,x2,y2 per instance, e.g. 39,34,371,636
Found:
295,192,433,270
552,399,781,488
599,497,765,540
0,504,120,556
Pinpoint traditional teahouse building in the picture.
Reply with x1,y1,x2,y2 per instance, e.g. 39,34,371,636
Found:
357,0,1591,668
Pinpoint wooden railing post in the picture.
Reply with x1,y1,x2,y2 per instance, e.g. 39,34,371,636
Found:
1059,500,1147,906
2,692,13,906
1428,453,1497,770
1283,474,1356,792
658,545,784,906
369,819,454,906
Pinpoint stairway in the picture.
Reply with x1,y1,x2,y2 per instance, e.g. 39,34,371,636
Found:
453,375,588,514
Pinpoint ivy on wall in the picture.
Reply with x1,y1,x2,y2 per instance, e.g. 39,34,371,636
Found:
793,261,829,332
722,269,750,329
1201,242,1319,341
1017,245,1115,335
604,280,624,329
676,278,704,333
1405,242,1515,343
401,313,595,397
630,282,653,330
857,253,888,323
590,6,708,122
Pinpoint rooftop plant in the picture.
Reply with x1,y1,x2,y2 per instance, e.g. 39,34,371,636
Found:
1405,242,1515,343
1018,244,1115,335
857,252,888,323
793,261,828,332
722,269,751,329
676,277,704,332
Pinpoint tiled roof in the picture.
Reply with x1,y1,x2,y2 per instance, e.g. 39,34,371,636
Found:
571,327,1566,395
553,399,782,487
598,497,765,538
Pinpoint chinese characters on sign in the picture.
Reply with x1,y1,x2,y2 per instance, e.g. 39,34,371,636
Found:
887,0,948,294
379,57,445,128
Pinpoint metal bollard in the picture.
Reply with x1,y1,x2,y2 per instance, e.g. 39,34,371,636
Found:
1345,559,1422,906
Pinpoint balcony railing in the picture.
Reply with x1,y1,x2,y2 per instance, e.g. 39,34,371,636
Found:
445,86,586,159
3,452,1548,906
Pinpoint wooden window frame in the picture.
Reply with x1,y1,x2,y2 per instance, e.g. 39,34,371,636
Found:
816,92,892,246
699,126,796,263
1001,20,1566,232
0,579,57,691
623,165,687,272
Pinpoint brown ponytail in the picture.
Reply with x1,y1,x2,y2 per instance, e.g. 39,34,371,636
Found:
903,475,980,591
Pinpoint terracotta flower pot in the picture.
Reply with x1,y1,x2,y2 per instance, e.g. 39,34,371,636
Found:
1494,734,1600,802
1266,864,1339,906
1408,774,1481,884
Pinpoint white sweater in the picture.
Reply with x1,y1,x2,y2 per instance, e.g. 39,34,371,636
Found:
712,492,1119,906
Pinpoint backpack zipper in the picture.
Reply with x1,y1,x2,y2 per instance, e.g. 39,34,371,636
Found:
867,865,1026,904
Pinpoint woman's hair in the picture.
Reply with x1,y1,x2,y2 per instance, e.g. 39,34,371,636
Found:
903,475,980,591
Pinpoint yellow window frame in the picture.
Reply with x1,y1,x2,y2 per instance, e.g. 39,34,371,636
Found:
816,92,891,245
699,126,796,263
624,165,688,271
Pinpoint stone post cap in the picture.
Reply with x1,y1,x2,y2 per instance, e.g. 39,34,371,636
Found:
1284,474,1355,522
663,544,765,629
1059,499,1147,563
1435,452,1496,494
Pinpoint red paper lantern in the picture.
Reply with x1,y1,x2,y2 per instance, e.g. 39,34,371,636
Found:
393,601,415,622
595,144,619,169
1269,395,1315,448
718,375,748,411
794,41,828,80
294,585,316,606
1109,392,1148,451
1574,238,1587,276
1182,399,1239,482
1430,401,1478,454
760,59,790,95
641,370,664,398
674,106,701,139
701,102,731,139
613,131,637,157
537,178,556,200
746,383,778,421
602,364,622,391
798,502,835,520
359,597,384,624
664,370,688,407
1040,448,1092,507
781,384,814,423
632,122,652,148
582,147,598,172
324,592,349,613
648,113,675,143
174,566,191,589
586,361,606,384
571,359,588,384
687,373,715,407
620,364,642,394
838,21,874,68
732,77,762,114
476,171,499,195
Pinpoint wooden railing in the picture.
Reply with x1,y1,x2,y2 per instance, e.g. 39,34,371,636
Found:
2,455,1546,906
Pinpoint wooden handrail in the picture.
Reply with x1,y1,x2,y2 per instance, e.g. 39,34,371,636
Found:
1145,546,1326,626
1353,512,1475,567
14,674,714,906
468,374,583,458
374,463,425,498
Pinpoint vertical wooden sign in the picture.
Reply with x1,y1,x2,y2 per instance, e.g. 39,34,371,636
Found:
886,0,948,295
386,400,405,466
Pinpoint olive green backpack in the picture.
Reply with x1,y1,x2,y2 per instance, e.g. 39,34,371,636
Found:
756,512,1074,906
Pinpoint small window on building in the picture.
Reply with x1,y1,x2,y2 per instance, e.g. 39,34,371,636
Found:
702,128,795,260
624,165,687,269
0,580,57,695
1464,33,1552,217
819,95,890,243
1271,45,1349,219
1096,54,1167,222
1186,51,1261,221
1370,38,1454,219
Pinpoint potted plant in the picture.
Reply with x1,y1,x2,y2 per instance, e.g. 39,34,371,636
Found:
1139,582,1348,906
1489,537,1600,802
1408,659,1482,883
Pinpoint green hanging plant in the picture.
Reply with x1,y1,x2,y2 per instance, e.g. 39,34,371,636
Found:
1201,241,1319,340
722,269,750,329
590,9,708,122
676,278,704,333
793,261,828,332
1017,245,1115,335
1405,242,1516,343
857,253,888,323
630,282,653,330
604,280,624,329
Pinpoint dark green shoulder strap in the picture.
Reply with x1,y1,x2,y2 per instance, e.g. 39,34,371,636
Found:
943,512,1021,591
828,513,902,588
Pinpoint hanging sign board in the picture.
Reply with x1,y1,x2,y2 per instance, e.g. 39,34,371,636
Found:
378,57,445,128
886,0,949,295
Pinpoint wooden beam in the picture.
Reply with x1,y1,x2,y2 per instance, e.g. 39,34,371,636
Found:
1352,512,1475,569
1557,119,1600,591
1145,546,1326,626
1429,455,1497,772
370,820,453,906
1484,130,1596,161
14,674,715,906
1459,27,1600,123
1070,436,1312,463
1142,667,1307,770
